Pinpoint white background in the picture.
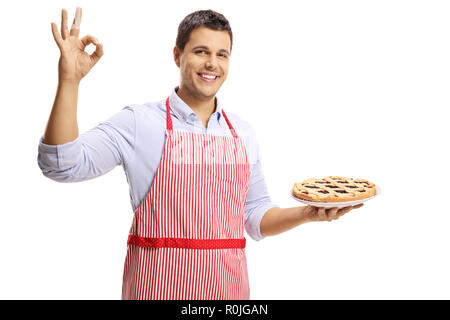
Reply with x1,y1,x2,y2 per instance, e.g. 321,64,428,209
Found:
1,0,449,299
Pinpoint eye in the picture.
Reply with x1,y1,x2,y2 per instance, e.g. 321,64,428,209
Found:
218,53,228,58
195,50,207,55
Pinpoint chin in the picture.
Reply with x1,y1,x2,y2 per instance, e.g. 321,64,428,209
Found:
197,87,219,99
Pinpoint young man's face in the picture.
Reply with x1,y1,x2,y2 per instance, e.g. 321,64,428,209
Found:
174,26,231,101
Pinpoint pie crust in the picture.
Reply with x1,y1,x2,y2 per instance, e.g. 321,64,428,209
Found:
292,176,376,202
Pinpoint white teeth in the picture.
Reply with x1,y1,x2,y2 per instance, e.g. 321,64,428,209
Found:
200,74,217,80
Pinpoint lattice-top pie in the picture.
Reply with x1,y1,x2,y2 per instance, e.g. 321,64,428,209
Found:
292,176,376,202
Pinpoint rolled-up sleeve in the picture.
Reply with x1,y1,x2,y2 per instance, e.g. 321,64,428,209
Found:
37,105,136,182
243,125,279,241
244,160,279,241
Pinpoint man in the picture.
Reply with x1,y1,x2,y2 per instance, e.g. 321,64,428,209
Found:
38,7,363,300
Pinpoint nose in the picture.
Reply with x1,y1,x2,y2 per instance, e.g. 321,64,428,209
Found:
205,55,218,70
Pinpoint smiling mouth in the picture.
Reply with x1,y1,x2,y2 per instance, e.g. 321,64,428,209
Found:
197,73,219,82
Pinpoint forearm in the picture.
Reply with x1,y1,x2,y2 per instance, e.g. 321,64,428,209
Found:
260,206,313,237
43,80,80,145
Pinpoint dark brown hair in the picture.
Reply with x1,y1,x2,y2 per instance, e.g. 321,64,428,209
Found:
176,10,233,53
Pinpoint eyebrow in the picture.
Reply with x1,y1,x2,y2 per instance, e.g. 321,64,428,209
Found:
192,45,230,56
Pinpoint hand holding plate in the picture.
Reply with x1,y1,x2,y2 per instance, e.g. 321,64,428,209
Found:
306,203,364,222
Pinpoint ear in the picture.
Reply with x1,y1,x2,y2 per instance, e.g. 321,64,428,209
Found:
173,46,181,68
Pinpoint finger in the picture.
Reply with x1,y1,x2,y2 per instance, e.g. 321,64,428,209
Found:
90,42,104,65
337,204,362,218
336,206,352,217
51,22,63,48
80,34,100,50
61,8,69,40
327,207,339,221
337,204,363,216
70,7,82,37
341,205,354,213
331,203,365,221
317,207,327,221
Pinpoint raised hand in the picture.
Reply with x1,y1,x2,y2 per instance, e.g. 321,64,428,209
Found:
51,7,104,82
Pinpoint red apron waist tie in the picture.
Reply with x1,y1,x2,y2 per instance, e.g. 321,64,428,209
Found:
127,235,246,249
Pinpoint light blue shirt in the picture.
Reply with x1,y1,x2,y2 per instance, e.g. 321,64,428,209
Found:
37,87,278,241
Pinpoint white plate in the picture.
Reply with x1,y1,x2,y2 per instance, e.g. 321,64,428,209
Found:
290,185,381,208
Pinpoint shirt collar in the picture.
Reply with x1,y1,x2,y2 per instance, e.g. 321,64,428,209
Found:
168,86,222,123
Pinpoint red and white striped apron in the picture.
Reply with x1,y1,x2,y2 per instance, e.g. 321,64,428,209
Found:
121,97,251,300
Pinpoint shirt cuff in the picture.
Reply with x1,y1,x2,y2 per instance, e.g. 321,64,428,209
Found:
38,135,82,170
245,202,280,241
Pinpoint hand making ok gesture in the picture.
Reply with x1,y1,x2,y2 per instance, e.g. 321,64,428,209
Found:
51,7,104,82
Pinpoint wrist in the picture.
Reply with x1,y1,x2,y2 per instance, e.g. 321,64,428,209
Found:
58,78,81,86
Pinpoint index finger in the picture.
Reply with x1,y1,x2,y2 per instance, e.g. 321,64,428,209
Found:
51,22,63,48
337,203,363,215
70,7,82,37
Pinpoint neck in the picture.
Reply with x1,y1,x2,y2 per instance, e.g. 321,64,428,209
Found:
176,86,216,121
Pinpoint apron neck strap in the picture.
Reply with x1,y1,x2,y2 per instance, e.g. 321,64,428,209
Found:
166,97,238,138
165,97,173,131
220,109,238,138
